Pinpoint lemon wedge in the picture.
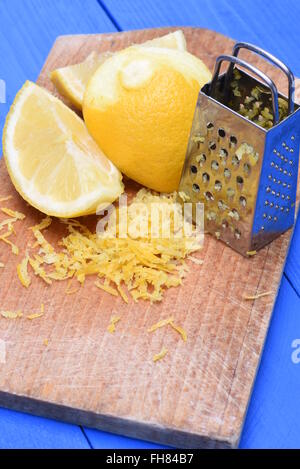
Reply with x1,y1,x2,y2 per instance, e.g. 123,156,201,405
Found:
51,30,187,110
51,51,112,110
3,81,123,217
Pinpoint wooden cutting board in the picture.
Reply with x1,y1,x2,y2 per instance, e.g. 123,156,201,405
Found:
0,27,299,449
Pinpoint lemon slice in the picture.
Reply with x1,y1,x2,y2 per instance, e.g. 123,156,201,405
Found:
3,81,123,218
51,30,187,110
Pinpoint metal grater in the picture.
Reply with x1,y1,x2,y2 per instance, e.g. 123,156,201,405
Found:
178,42,300,256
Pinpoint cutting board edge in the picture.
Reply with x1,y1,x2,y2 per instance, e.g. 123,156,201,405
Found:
0,390,238,449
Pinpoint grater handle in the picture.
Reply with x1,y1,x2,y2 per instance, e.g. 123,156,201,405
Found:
210,55,280,124
232,42,295,114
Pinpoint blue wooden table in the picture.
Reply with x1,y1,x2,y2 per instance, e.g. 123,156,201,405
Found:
0,0,300,449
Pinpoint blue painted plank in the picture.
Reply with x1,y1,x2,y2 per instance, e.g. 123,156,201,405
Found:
285,208,300,297
84,428,168,449
240,274,300,448
0,0,116,449
0,407,90,449
102,0,300,76
0,0,116,155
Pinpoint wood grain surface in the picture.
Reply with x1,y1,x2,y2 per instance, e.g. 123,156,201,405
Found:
0,27,299,449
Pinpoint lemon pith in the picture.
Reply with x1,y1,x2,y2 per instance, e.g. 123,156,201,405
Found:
83,46,211,193
3,81,123,217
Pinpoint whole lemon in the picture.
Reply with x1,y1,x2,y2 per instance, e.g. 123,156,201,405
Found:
83,46,211,193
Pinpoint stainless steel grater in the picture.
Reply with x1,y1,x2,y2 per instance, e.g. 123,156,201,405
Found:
179,42,300,256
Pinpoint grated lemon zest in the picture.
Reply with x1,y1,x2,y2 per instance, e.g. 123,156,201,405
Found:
117,284,129,303
148,316,174,332
1,310,23,319
43,338,49,346
27,312,44,320
153,346,168,362
243,290,273,300
170,321,187,342
29,216,52,231
2,190,202,303
29,257,52,284
0,196,12,202
246,250,257,256
107,316,121,333
17,255,31,288
1,208,25,220
95,280,118,297
188,256,204,265
0,235,19,255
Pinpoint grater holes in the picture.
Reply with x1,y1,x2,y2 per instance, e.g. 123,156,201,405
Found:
206,211,216,221
243,163,251,175
224,168,231,180
218,200,227,211
196,153,206,166
221,219,228,229
205,191,214,201
232,155,240,167
218,128,226,138
230,135,237,146
209,141,217,151
206,122,214,130
236,175,244,189
291,135,295,140
227,187,235,199
190,165,197,174
229,209,240,221
219,148,228,160
192,183,200,193
202,172,210,183
214,180,222,192
239,196,247,208
211,160,219,171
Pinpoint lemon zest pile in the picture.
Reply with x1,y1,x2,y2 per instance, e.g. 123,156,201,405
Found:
153,346,168,362
107,316,121,334
14,189,202,303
